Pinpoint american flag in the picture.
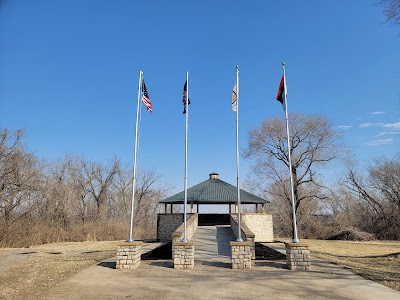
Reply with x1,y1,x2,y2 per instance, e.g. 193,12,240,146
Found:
141,79,152,113
182,80,190,114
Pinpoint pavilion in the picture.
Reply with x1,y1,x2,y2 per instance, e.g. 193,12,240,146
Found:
159,172,269,226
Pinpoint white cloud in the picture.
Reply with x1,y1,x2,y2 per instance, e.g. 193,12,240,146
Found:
338,125,352,129
382,122,400,129
359,122,384,128
376,131,400,137
370,111,385,115
359,122,400,129
366,138,393,146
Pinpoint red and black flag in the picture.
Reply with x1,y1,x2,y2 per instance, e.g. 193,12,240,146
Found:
182,80,190,114
141,79,152,113
276,75,285,104
276,75,286,111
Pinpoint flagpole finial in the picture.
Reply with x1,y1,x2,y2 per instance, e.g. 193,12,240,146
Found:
282,62,285,66
236,65,239,69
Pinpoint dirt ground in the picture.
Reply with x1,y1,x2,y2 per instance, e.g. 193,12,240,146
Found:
0,239,399,299
0,241,124,300
281,239,400,292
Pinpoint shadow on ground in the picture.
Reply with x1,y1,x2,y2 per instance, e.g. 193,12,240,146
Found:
141,242,172,260
98,261,116,269
149,260,173,268
197,260,231,268
254,261,287,269
255,243,287,260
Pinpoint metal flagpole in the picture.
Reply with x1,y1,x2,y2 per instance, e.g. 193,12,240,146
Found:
182,71,189,242
282,62,300,243
127,70,142,242
235,65,243,242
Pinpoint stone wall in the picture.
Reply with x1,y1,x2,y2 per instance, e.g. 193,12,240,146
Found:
116,242,142,270
230,214,255,260
157,213,194,242
171,214,198,242
241,213,274,242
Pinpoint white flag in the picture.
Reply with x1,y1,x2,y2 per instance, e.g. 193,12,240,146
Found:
232,82,237,112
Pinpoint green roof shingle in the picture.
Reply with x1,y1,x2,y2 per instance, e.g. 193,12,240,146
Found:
160,173,268,204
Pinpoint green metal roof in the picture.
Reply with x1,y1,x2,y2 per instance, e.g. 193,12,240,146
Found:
160,173,268,204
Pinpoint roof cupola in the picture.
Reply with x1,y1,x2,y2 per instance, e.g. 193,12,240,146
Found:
209,172,219,179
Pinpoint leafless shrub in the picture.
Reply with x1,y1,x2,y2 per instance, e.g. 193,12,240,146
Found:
345,155,400,240
0,128,172,247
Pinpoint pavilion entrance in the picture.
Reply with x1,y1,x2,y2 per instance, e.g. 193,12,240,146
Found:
198,213,230,226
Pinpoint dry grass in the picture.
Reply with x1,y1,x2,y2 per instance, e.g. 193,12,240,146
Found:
298,239,400,292
0,241,122,300
1,239,399,299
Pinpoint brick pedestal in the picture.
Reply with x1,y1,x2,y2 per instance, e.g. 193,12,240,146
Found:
285,242,311,271
230,241,252,269
116,242,143,270
173,241,194,269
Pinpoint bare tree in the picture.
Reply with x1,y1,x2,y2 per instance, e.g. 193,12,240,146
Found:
63,155,92,224
378,0,400,27
109,167,133,218
245,113,344,214
81,158,120,219
346,155,400,239
111,168,172,233
40,159,77,228
134,169,170,226
0,128,173,246
62,156,120,221
0,129,43,241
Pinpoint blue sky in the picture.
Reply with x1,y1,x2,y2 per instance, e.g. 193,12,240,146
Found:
1,0,399,195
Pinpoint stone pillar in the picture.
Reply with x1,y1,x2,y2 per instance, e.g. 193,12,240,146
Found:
164,203,167,213
116,242,143,270
247,237,255,260
170,204,173,213
190,203,194,213
230,241,252,269
235,202,238,213
173,241,194,269
262,203,265,213
285,242,311,271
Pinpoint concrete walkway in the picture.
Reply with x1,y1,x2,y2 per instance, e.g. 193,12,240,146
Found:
192,225,235,267
43,226,400,300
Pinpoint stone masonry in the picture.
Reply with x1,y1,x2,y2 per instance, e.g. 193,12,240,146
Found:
241,213,274,242
116,242,142,270
171,214,198,268
171,214,198,243
230,214,256,260
230,241,252,269
285,242,311,271
157,213,185,242
173,242,194,269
